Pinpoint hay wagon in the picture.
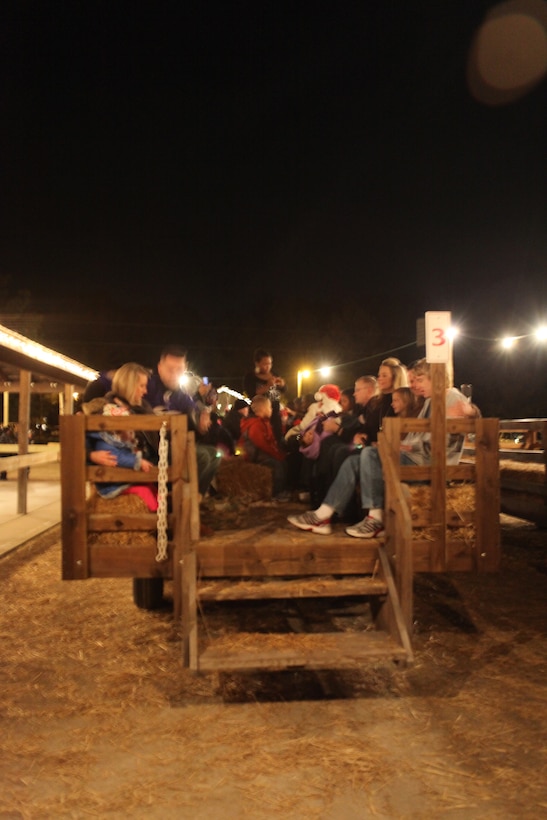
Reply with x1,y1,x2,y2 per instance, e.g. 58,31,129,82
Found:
498,419,547,528
60,367,501,676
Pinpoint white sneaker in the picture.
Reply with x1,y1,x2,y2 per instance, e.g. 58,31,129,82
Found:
345,516,385,539
287,511,332,535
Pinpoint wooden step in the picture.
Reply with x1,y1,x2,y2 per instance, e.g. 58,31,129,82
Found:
195,630,410,673
196,535,380,578
198,575,387,601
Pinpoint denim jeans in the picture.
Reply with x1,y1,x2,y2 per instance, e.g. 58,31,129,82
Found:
196,443,220,495
323,450,361,514
323,445,433,515
256,455,287,495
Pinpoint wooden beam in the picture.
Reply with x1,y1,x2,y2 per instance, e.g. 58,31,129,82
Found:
17,369,31,515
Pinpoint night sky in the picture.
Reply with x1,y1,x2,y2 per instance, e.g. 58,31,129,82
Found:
2,1,546,413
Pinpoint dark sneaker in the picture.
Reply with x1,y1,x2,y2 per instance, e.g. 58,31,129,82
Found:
274,491,292,503
345,516,385,539
287,511,332,535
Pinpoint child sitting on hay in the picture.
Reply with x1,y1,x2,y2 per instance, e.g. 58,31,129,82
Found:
238,395,290,501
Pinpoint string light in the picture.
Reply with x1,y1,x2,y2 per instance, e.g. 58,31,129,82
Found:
499,325,547,350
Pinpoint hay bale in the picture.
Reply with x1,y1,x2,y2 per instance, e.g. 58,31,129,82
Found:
215,457,273,502
499,460,545,485
409,483,476,516
87,488,158,548
408,483,477,541
87,491,151,514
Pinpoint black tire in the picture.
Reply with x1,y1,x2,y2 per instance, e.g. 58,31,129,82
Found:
133,577,165,610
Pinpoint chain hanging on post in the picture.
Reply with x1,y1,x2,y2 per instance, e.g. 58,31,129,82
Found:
155,421,169,562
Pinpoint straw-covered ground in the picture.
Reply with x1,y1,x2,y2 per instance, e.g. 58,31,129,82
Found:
1,502,547,818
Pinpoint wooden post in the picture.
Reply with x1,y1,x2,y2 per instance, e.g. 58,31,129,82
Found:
60,414,89,579
17,368,31,515
429,363,447,571
2,389,9,425
62,383,75,415
474,418,501,572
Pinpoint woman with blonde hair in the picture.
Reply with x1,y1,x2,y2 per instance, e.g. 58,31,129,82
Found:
86,362,159,510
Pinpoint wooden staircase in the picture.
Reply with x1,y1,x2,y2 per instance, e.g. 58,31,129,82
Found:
189,401,502,675
191,547,413,673
182,439,416,675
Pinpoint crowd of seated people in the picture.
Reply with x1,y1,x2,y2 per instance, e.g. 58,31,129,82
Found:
81,350,479,536
288,357,480,538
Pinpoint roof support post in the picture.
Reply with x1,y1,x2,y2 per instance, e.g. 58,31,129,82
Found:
17,368,31,515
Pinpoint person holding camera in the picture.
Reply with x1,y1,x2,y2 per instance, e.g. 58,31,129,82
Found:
243,347,287,445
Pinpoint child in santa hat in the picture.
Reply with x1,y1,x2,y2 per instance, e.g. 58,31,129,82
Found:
284,384,342,501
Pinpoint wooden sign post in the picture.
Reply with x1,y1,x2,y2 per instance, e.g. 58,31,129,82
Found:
424,312,452,570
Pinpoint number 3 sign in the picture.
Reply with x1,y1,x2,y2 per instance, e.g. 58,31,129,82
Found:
425,311,452,363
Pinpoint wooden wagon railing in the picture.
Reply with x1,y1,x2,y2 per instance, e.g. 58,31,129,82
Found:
60,414,199,630
0,443,61,515
378,414,500,635
499,418,546,453
498,418,547,528
60,403,501,675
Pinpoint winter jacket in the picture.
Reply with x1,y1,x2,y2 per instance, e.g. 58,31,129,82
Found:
239,415,285,463
298,411,340,460
84,394,156,500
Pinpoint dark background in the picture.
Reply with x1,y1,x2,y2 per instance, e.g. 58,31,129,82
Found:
1,1,546,416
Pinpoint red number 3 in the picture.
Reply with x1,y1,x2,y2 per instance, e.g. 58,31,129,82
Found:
432,327,446,346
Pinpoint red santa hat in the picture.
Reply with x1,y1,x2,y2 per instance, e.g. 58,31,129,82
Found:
315,384,341,403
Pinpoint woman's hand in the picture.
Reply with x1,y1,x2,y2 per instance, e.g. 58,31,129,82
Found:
323,417,340,434
89,450,117,467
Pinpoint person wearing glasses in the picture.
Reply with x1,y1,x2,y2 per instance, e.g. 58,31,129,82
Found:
311,376,378,506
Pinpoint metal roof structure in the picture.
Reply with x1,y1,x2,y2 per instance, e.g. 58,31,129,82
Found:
0,321,99,518
0,322,98,395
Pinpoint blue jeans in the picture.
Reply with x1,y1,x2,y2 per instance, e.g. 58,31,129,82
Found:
196,443,220,495
323,450,361,514
324,446,427,515
256,455,287,495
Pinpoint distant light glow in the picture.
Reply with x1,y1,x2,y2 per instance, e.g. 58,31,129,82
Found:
535,325,547,341
447,326,459,341
217,386,249,402
0,323,98,383
297,368,311,397
319,366,332,378
501,336,518,349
